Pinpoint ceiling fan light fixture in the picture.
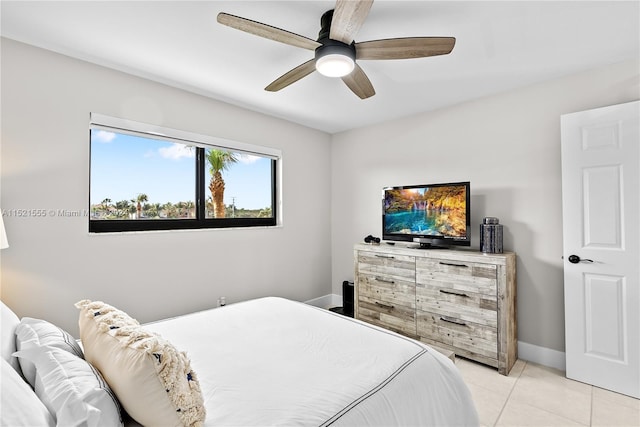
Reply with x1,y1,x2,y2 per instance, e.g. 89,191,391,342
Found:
314,41,356,78
316,53,354,77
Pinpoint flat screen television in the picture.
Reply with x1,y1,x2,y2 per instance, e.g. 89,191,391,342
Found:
382,181,471,248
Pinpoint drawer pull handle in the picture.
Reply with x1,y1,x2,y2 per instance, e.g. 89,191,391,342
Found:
375,255,396,259
375,302,395,310
439,289,469,298
439,262,468,268
440,316,467,326
375,277,396,284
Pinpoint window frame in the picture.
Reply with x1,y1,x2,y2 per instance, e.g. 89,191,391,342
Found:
89,113,281,233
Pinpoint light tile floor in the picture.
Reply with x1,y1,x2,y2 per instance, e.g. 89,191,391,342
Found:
455,358,640,427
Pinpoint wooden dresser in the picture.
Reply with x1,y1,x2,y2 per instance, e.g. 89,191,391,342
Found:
354,243,517,375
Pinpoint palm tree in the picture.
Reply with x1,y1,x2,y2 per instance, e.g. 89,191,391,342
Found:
128,200,137,219
114,200,131,219
101,198,111,211
135,193,148,219
145,203,161,218
175,201,187,218
184,201,195,218
163,202,178,219
95,198,112,218
206,149,238,218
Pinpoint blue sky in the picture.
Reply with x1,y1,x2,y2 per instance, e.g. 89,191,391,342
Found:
90,130,272,209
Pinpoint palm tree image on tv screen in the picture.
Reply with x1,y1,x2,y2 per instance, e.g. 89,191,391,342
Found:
384,186,467,237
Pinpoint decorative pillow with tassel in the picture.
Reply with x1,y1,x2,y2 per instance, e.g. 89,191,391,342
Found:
75,300,205,427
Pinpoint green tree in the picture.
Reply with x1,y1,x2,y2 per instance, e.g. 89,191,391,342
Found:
135,193,148,219
175,201,189,218
146,203,162,218
96,198,112,218
258,207,272,218
184,201,195,218
206,149,238,218
114,200,131,219
162,202,178,219
101,198,111,211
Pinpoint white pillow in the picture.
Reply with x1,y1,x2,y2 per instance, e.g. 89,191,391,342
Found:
0,357,55,427
1,300,21,373
13,346,123,427
76,300,206,427
15,317,85,387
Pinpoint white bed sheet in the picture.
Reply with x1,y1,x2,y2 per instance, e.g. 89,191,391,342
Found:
141,297,478,426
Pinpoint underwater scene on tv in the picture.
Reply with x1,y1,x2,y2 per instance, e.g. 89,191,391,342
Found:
384,186,467,237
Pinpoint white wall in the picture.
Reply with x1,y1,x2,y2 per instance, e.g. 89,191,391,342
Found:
331,59,640,352
2,36,639,356
0,39,332,335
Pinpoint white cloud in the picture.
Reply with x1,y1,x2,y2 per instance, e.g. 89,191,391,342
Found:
238,154,261,164
158,144,195,160
93,130,116,143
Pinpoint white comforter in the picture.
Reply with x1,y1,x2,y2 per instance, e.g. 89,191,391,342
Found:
143,297,478,426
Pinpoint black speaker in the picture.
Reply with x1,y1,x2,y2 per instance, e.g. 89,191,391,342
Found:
343,280,354,317
329,280,354,317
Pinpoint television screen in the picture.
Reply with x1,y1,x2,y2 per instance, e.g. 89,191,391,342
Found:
382,181,470,248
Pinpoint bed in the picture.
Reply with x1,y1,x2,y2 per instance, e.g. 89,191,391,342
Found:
1,297,479,426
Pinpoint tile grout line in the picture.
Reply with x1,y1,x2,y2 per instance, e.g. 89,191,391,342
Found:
589,385,594,427
492,361,527,426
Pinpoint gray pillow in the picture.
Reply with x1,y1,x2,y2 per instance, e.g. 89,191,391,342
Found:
13,346,123,426
15,317,84,387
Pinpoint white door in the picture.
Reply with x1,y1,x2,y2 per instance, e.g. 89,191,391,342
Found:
561,100,639,398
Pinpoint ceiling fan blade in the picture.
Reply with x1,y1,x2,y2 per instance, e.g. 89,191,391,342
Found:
341,64,375,99
356,37,456,60
265,59,317,92
330,0,374,44
217,13,321,51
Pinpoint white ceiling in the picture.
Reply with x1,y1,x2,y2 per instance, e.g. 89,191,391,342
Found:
1,1,638,133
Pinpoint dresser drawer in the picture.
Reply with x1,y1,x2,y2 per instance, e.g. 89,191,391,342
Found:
357,251,415,281
357,274,416,337
416,258,497,292
416,284,497,328
417,310,498,360
358,274,416,307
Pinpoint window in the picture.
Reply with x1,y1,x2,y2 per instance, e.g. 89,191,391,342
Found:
89,114,280,233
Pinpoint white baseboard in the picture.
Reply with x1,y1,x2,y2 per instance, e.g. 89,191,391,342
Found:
518,341,566,371
305,293,342,309
305,294,567,372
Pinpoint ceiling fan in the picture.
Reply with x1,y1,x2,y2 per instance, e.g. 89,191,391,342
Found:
217,0,455,99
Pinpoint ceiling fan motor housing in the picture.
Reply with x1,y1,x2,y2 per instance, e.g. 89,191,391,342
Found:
315,39,356,63
318,9,335,41
316,9,356,62
315,9,356,77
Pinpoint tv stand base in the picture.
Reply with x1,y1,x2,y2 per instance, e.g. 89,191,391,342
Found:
415,243,448,249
